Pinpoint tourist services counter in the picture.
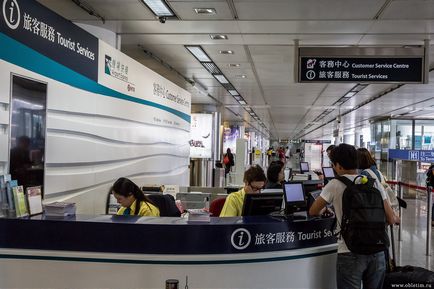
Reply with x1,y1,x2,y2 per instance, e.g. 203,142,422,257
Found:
0,215,337,289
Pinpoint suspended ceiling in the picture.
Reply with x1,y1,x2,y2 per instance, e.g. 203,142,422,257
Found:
37,0,434,140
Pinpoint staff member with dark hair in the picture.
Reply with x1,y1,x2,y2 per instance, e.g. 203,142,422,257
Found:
220,165,266,217
265,161,285,189
111,177,160,217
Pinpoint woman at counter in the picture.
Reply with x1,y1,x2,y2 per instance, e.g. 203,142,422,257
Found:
265,160,285,189
111,177,160,217
220,165,266,217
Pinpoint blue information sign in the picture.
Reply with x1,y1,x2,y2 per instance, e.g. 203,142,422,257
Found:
389,149,434,162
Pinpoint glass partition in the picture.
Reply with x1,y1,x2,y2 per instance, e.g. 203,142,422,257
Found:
9,75,47,192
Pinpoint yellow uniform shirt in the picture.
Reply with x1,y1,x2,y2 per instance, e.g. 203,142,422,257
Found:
219,188,246,217
117,200,160,217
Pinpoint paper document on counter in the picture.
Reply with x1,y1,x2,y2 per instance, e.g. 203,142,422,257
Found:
187,209,210,222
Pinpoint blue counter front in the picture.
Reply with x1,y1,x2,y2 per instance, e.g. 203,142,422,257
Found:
0,215,338,288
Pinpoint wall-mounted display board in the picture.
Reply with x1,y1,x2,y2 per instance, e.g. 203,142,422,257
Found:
190,114,212,159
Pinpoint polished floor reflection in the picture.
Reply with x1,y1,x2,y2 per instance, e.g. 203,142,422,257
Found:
393,197,434,270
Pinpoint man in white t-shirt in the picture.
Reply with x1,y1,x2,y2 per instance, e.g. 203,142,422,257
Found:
309,144,399,289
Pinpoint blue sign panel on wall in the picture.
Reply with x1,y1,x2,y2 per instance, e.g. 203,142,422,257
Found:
389,149,434,162
0,0,98,81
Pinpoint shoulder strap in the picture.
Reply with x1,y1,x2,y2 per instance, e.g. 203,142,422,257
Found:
364,169,378,180
336,176,353,188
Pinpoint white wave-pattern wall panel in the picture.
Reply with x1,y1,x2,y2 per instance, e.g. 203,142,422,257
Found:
0,60,190,214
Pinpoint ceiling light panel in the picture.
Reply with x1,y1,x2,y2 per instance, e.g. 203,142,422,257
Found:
210,34,228,40
194,8,216,15
344,91,357,98
141,0,174,17
185,46,211,62
228,90,239,96
229,63,240,67
201,62,221,74
239,100,247,105
214,74,229,84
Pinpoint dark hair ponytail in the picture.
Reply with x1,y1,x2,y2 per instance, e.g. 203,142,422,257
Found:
112,177,153,215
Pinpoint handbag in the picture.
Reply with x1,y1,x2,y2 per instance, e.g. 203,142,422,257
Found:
223,155,230,165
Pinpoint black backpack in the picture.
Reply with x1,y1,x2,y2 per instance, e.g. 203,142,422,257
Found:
337,176,389,255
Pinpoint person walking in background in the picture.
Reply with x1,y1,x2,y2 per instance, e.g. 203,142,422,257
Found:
223,148,235,176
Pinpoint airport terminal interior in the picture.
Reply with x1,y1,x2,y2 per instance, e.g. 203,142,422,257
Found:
2,0,434,288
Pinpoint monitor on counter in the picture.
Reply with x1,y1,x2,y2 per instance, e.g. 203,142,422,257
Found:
242,193,283,216
283,182,306,215
322,167,335,179
300,162,310,173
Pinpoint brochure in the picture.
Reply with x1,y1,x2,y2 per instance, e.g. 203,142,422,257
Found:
26,186,43,216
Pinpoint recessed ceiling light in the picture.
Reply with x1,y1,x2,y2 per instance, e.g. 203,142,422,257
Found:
239,100,247,105
219,50,234,54
228,90,239,96
214,74,229,84
194,8,216,15
141,0,175,17
236,75,247,78
210,34,228,40
229,63,240,67
185,46,211,62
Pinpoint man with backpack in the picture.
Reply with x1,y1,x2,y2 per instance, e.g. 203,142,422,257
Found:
309,143,399,289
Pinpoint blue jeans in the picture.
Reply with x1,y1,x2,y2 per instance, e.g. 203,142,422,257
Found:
337,251,386,289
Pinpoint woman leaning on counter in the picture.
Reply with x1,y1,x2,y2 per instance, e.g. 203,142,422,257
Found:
111,177,160,217
219,165,267,217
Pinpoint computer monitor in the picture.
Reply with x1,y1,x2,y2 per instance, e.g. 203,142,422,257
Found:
283,182,306,215
242,193,283,216
322,167,335,179
300,162,310,173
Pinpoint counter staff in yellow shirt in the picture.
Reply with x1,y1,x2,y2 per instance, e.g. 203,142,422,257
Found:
220,165,266,217
112,177,160,217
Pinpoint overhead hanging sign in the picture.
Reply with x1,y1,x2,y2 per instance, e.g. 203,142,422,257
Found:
298,47,424,83
389,149,434,162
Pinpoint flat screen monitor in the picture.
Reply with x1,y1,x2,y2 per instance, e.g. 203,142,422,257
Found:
300,162,309,173
283,182,306,214
242,193,283,216
322,167,335,179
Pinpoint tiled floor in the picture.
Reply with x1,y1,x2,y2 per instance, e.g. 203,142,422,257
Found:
393,196,434,270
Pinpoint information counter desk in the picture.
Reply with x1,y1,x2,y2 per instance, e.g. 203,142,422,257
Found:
0,215,337,289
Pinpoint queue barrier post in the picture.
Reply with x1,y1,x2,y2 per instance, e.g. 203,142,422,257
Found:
427,185,432,256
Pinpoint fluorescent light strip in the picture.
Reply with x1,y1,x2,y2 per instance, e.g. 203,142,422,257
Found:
228,90,239,96
343,91,357,98
141,0,174,16
201,62,221,74
214,74,229,84
185,46,211,62
239,100,247,105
